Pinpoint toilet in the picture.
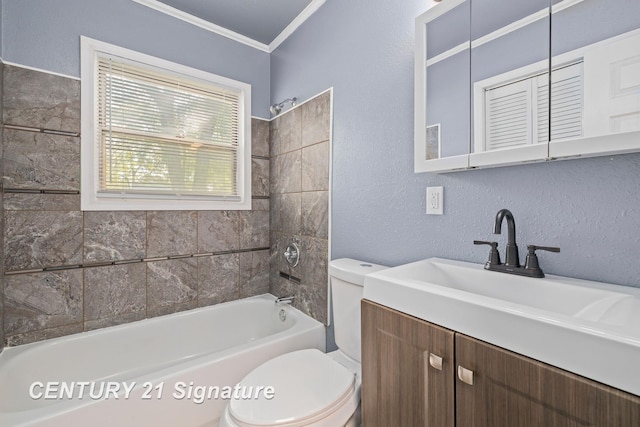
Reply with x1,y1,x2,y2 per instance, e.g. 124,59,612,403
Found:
219,258,387,427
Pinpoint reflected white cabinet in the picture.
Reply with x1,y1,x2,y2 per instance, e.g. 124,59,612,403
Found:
415,0,640,173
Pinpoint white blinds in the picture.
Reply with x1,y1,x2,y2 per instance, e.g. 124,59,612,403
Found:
484,61,583,151
96,56,241,199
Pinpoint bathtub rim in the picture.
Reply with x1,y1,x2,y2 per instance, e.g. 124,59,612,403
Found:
0,293,326,425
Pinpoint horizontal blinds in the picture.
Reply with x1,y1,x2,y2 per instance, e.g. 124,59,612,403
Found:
97,56,240,197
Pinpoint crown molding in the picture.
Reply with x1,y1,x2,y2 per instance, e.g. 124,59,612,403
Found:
269,0,326,52
131,0,270,52
131,0,326,53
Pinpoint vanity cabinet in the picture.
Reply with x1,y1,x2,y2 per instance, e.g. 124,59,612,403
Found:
361,299,455,427
361,299,640,426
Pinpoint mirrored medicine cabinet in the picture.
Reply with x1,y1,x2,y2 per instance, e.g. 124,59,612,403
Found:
415,0,640,173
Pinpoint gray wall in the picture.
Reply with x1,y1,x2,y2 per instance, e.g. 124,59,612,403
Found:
1,65,270,346
271,0,640,288
1,0,271,118
269,91,331,325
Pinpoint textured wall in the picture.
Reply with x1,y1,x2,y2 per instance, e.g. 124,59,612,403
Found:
270,91,331,324
1,0,271,118
271,0,640,288
1,65,271,346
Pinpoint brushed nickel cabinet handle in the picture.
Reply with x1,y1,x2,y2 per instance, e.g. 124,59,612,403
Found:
429,353,443,370
457,365,474,386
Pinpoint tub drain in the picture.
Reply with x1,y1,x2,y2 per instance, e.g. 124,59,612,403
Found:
279,309,287,322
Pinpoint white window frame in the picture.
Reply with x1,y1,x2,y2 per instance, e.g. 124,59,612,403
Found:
80,36,251,211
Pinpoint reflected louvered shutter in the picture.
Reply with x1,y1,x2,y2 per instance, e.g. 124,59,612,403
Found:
96,56,241,199
484,61,583,151
485,79,532,150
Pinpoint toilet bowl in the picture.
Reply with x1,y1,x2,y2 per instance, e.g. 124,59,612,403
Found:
218,259,387,427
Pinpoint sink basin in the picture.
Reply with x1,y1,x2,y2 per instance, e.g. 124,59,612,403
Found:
363,257,640,396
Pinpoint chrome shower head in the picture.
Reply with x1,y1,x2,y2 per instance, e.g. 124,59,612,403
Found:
270,104,282,116
270,97,297,117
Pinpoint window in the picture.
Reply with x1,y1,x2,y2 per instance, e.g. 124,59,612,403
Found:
81,37,251,210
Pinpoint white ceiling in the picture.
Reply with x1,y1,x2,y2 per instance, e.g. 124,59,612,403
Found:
133,0,324,52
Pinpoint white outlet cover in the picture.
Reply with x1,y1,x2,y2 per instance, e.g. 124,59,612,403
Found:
426,186,443,215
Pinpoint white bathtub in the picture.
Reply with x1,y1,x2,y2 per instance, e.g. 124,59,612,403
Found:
0,294,325,427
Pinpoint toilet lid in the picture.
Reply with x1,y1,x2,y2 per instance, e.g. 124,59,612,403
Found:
229,349,356,426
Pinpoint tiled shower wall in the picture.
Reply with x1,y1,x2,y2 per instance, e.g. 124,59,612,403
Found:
1,65,271,346
0,61,4,352
269,91,331,325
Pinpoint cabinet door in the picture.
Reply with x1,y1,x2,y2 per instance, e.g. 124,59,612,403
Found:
361,300,455,427
455,333,640,427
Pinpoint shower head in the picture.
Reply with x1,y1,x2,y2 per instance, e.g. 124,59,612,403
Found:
270,97,297,116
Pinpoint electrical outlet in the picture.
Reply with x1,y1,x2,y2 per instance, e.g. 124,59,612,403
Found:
426,186,444,215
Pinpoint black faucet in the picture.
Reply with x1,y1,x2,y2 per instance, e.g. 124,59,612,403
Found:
474,209,560,278
493,209,520,267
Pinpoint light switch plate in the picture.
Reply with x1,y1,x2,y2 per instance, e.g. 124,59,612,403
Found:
426,186,443,215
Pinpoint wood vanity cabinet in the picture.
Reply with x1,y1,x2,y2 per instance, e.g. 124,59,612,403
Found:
361,299,640,427
361,299,455,427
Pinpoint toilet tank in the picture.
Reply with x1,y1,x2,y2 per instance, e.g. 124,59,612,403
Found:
329,259,387,362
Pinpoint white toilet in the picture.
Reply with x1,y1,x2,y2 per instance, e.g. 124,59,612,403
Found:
219,258,387,427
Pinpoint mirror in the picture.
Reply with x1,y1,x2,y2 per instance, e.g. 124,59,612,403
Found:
415,0,471,172
549,0,640,158
469,0,550,168
415,0,640,173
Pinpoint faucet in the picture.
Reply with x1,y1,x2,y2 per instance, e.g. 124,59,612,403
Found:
475,209,560,278
493,209,520,267
275,296,295,305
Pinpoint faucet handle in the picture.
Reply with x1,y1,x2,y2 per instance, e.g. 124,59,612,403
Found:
474,240,501,268
527,245,560,253
524,245,560,278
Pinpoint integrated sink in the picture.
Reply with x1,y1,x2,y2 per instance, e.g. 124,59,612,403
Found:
363,257,640,396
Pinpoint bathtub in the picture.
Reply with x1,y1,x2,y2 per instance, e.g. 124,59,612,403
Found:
0,293,325,427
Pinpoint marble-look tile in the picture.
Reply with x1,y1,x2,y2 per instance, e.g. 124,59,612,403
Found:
302,141,329,191
84,211,146,262
280,193,302,235
3,65,81,133
240,210,270,249
3,129,80,190
84,263,147,322
4,270,83,336
302,91,331,147
301,191,329,239
4,323,83,347
4,211,83,271
271,150,301,194
4,193,80,211
270,107,301,156
270,232,299,278
148,301,198,318
296,282,328,325
198,254,240,306
299,236,329,288
84,311,146,332
251,198,270,211
239,250,270,298
147,211,197,257
197,211,239,252
251,118,270,158
147,258,198,312
252,158,270,197
270,194,283,232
